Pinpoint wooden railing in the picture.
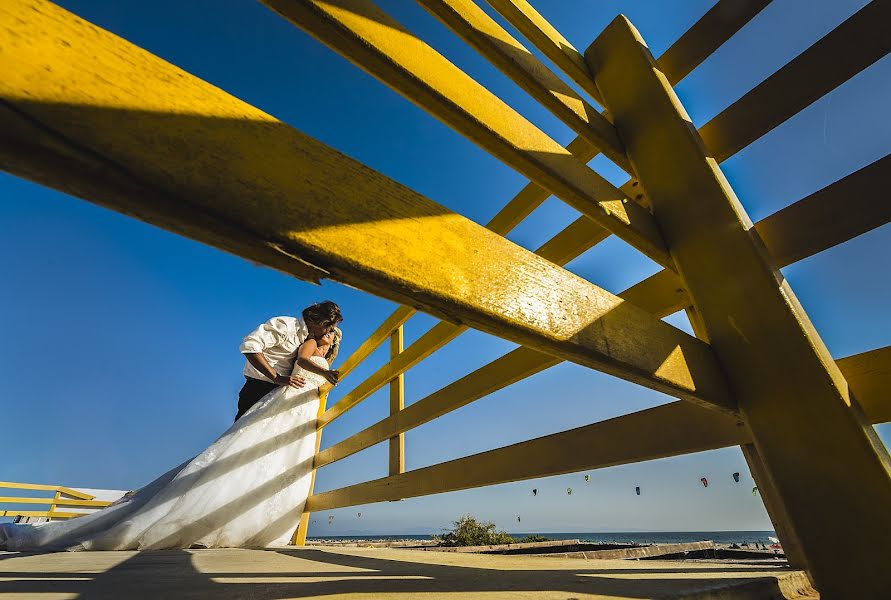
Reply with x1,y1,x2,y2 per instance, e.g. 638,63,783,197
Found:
0,482,113,521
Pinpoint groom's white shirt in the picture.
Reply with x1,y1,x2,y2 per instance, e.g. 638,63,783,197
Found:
240,316,309,382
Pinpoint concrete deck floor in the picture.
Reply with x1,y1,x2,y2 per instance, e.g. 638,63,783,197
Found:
0,547,817,599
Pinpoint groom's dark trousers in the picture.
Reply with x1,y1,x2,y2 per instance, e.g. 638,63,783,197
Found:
235,377,278,421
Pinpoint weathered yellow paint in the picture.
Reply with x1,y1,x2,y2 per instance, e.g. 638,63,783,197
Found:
260,0,674,270
0,510,85,519
307,400,751,511
417,0,631,173
319,147,888,429
0,0,735,412
484,0,603,104
389,326,405,476
585,16,891,596
331,0,768,413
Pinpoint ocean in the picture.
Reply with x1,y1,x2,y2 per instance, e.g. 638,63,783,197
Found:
309,530,778,545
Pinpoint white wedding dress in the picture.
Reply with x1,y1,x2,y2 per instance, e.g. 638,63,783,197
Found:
0,356,328,551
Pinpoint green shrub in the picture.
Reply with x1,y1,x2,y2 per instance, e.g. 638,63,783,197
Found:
516,535,550,543
436,514,515,547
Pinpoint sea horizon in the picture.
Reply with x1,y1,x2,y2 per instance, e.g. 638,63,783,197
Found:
309,530,778,545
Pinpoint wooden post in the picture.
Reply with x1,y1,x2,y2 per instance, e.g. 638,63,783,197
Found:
587,18,891,596
389,325,405,476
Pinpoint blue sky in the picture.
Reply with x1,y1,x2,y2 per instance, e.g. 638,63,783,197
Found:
1,0,888,536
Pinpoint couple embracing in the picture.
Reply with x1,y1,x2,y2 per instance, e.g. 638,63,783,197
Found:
0,302,344,551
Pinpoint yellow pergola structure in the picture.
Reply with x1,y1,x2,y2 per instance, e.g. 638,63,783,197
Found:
1,0,889,596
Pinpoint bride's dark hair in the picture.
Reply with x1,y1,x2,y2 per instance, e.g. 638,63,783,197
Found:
302,300,343,327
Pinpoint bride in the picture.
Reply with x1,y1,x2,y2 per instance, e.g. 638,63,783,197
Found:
0,327,342,551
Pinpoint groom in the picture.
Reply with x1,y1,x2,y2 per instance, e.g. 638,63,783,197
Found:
235,300,343,421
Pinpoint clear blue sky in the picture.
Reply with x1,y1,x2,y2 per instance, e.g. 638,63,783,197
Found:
1,0,888,536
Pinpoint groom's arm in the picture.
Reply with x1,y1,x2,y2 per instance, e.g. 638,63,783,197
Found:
243,353,305,388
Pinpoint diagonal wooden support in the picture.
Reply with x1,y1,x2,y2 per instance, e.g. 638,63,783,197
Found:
416,0,632,172
484,0,603,104
260,0,674,270
585,16,891,596
0,0,734,412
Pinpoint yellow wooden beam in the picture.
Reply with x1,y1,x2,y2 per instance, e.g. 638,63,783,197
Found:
0,0,734,411
316,336,890,469
484,0,603,104
389,325,405,476
322,150,888,425
308,400,751,511
338,0,766,394
621,152,891,320
838,346,891,426
260,0,674,270
754,154,891,268
0,482,94,500
0,510,84,519
417,0,631,172
585,16,891,596
0,497,110,507
699,0,890,163
657,0,772,85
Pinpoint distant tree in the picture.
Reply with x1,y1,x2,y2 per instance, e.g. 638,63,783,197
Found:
435,514,514,547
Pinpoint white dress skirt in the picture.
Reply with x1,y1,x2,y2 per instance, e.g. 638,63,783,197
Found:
0,356,328,551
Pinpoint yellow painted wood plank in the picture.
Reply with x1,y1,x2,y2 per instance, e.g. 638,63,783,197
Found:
0,510,83,519
389,325,405,476
319,148,886,425
0,0,732,411
316,334,890,470
657,0,772,85
699,0,891,163
417,0,631,172
0,482,94,500
755,154,891,268
585,16,891,596
619,152,891,322
0,497,108,507
484,0,603,104
338,0,766,392
838,346,891,426
308,400,751,511
260,0,673,270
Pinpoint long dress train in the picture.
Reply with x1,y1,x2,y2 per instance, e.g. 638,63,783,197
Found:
0,356,328,551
